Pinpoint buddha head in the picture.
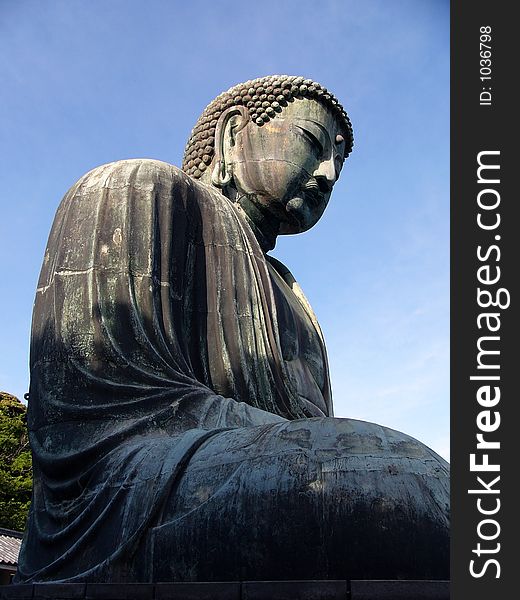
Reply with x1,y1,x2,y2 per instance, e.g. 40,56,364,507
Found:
182,75,354,249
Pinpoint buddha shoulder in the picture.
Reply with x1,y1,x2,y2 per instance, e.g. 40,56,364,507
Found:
70,158,197,193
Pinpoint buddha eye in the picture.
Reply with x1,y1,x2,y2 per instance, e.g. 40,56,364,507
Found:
295,125,324,157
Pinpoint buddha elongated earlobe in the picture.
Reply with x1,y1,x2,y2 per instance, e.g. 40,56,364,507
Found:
211,105,250,188
211,160,232,187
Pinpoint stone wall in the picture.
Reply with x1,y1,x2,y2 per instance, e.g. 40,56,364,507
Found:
0,580,449,599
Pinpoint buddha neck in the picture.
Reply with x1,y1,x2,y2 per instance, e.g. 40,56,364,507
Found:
226,189,279,253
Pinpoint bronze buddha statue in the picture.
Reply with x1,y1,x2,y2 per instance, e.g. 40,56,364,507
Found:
16,76,449,583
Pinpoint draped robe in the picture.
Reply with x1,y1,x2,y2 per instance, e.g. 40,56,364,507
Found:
16,159,333,581
17,159,450,583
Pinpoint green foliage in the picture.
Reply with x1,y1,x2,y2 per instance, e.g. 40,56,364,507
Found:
0,391,32,531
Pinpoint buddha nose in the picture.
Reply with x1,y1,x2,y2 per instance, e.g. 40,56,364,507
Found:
312,156,336,192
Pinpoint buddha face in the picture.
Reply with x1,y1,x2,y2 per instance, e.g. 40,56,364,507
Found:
221,99,347,235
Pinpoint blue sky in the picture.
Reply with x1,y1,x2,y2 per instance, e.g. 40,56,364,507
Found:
0,0,449,458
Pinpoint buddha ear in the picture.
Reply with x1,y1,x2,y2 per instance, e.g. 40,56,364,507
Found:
211,105,250,188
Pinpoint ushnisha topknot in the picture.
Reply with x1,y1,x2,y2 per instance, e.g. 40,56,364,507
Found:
182,75,354,179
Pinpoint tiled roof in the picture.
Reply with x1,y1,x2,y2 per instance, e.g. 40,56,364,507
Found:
0,528,22,566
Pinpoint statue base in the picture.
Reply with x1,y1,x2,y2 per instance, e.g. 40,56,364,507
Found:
0,580,449,599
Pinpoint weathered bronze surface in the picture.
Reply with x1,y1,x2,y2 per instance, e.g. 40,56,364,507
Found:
16,76,449,583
